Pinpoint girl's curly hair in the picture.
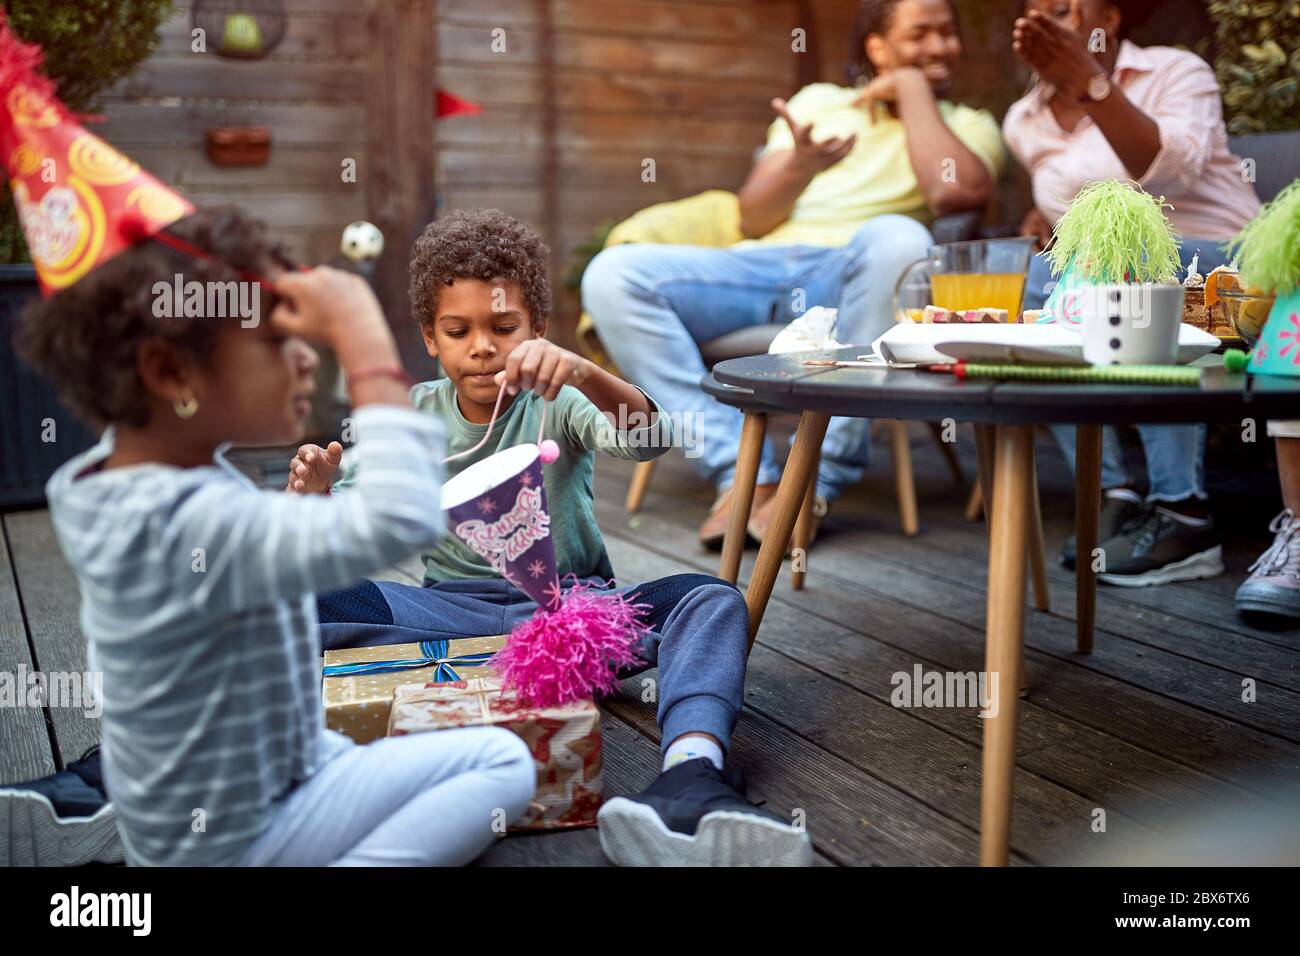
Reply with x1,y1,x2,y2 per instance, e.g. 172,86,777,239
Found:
16,205,293,429
409,208,550,330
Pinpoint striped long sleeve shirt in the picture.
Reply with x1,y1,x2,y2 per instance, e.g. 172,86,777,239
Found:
45,405,446,865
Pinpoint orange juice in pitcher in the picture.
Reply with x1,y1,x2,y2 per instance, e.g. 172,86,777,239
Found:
930,272,1028,318
893,238,1035,323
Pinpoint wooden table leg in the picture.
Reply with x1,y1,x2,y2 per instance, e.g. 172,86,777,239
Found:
745,411,830,650
1075,424,1103,654
1028,451,1050,613
719,412,767,585
890,420,919,537
980,424,1034,866
791,444,821,591
624,459,657,513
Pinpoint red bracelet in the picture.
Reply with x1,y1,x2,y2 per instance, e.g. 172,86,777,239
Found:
348,365,414,389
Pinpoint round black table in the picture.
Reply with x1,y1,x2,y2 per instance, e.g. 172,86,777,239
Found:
709,346,1300,866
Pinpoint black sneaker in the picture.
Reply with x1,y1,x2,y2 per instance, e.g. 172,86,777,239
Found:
1062,490,1146,570
0,746,122,866
597,758,811,866
1097,507,1224,587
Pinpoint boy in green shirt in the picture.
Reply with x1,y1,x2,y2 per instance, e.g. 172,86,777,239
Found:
290,210,810,866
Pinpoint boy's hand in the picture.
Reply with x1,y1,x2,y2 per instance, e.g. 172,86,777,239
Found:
286,441,343,494
496,340,588,401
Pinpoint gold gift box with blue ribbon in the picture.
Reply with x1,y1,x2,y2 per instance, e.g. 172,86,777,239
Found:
321,636,504,744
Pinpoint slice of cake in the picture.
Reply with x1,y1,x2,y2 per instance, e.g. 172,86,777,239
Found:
1181,253,1209,332
923,305,1012,324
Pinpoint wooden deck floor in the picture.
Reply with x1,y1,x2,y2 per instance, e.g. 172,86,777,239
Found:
3,424,1298,866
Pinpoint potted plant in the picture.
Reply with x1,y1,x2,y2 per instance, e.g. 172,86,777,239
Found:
0,1,172,508
1226,179,1300,376
1039,179,1182,329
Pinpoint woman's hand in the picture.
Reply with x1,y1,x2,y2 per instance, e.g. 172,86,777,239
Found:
770,97,856,176
1019,207,1054,252
496,339,588,401
1013,8,1104,100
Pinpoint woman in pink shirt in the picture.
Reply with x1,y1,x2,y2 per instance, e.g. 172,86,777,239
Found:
1003,0,1261,588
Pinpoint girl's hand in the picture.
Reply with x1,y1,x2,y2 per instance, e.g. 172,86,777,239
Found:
1013,7,1103,100
770,97,856,175
286,441,343,494
496,340,588,401
271,267,389,350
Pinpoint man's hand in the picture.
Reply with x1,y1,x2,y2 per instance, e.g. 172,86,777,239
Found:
496,340,588,401
286,441,343,494
852,66,929,123
1013,6,1103,101
770,97,856,176
1019,207,1054,252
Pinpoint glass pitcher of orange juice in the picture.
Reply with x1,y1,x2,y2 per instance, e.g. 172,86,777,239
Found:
894,237,1035,321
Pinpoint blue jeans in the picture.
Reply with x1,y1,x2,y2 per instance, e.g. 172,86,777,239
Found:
1027,238,1226,503
319,573,749,756
582,216,934,500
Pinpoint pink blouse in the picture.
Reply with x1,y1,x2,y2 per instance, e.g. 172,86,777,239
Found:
1003,41,1261,241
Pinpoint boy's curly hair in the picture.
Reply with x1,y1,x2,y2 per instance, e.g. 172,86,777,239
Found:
409,209,550,330
17,205,293,429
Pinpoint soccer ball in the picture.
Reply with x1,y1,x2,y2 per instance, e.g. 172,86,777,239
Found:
340,221,384,262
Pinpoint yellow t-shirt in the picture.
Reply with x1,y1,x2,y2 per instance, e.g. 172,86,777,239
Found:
738,82,1006,249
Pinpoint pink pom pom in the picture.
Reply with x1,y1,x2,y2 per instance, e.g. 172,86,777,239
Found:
490,584,649,708
538,439,560,464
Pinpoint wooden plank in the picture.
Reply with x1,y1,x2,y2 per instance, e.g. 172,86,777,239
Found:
4,512,99,768
93,103,369,147
107,60,367,102
441,149,752,191
601,535,1157,862
129,146,375,190
158,4,370,62
437,64,780,115
0,518,56,785
179,188,367,228
441,0,798,41
833,501,1300,694
367,0,439,379
589,465,1300,801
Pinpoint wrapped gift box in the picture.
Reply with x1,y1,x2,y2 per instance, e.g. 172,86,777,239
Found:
389,677,603,830
322,636,503,744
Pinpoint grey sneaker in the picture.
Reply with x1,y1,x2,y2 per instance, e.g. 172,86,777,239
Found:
1235,509,1300,623
1096,507,1224,587
1062,489,1146,570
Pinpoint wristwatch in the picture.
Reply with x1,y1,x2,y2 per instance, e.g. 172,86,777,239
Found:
1082,73,1112,103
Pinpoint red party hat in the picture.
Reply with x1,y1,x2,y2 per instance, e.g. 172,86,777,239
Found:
0,13,194,297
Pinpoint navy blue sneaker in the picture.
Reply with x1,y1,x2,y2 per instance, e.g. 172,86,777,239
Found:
597,758,811,866
0,746,122,866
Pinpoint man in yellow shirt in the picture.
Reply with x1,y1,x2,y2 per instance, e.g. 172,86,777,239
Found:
584,0,1005,547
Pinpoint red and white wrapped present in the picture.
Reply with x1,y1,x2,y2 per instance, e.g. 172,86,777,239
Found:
388,676,603,830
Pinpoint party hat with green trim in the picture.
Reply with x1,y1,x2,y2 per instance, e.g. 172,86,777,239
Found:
1226,178,1300,377
1038,180,1182,326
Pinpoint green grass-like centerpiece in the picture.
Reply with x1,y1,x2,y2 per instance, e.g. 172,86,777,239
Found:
1046,180,1181,283
1226,179,1300,297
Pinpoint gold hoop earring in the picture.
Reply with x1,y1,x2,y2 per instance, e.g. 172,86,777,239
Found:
173,392,199,420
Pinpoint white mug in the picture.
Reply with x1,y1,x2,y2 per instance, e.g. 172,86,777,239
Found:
1078,283,1185,365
